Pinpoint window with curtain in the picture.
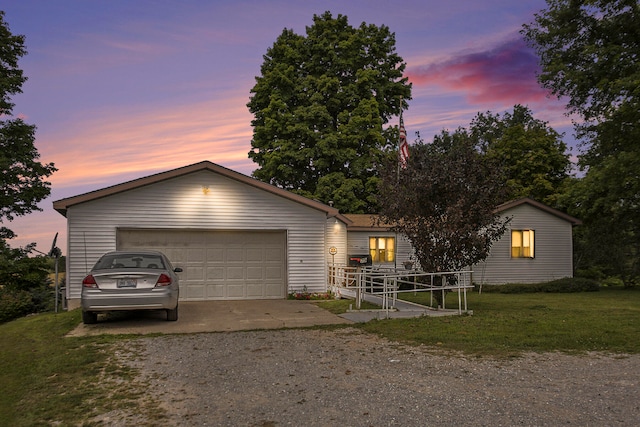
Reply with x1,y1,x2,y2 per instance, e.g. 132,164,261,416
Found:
511,230,535,258
369,236,395,262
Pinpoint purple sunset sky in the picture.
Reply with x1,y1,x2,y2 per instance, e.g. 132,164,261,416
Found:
3,0,575,253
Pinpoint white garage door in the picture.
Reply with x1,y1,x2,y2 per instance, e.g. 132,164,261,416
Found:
117,229,287,300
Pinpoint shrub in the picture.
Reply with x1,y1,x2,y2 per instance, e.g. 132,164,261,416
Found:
575,266,607,282
478,277,599,294
601,276,625,287
0,240,57,321
541,277,600,293
0,288,33,323
288,285,334,300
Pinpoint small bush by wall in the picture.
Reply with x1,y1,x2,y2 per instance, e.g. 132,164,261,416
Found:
478,277,600,294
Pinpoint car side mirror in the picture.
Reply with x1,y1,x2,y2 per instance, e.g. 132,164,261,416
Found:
174,267,183,273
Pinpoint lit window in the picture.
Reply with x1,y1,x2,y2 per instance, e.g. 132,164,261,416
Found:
511,230,535,258
369,237,395,262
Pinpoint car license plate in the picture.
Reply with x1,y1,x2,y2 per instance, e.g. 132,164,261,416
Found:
117,278,137,288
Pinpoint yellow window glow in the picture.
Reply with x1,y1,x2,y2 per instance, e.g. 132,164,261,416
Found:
369,237,396,263
511,230,534,258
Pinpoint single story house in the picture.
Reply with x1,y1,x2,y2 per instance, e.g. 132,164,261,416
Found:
345,198,581,284
55,162,580,309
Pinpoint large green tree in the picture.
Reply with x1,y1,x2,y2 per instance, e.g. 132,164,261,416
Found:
0,11,56,240
378,131,508,273
522,0,639,134
523,0,640,284
470,104,571,207
0,11,56,321
247,11,411,213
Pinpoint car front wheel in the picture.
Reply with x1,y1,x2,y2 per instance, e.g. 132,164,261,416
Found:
166,305,178,321
82,310,98,324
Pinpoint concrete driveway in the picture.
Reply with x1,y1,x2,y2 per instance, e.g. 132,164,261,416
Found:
67,300,352,336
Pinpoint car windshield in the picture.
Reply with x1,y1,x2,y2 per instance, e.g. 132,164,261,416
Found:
94,254,166,270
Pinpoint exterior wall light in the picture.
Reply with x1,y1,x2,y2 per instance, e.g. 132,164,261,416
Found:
202,185,210,195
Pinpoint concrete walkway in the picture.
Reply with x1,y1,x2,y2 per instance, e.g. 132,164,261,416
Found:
338,290,472,322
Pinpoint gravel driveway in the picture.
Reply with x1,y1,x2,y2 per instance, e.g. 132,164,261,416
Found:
103,328,639,426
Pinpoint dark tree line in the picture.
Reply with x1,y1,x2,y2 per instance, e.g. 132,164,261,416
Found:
0,11,57,321
524,0,640,284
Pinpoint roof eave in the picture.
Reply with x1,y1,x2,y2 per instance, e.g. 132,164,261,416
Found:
495,197,582,225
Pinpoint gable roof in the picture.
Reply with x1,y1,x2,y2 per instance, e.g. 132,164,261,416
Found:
53,160,351,224
344,198,581,230
495,198,582,225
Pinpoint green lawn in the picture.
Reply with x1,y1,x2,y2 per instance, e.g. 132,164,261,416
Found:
0,310,158,427
1,287,639,424
355,287,640,356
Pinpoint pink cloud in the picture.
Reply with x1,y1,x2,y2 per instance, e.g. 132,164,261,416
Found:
9,91,258,253
407,37,552,106
37,91,256,189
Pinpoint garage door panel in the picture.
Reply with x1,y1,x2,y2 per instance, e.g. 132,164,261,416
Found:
246,249,263,261
186,285,205,300
246,266,263,280
266,266,283,280
266,250,283,262
186,266,204,280
265,283,284,296
165,232,186,246
227,284,245,298
166,248,186,263
118,229,286,300
189,233,207,245
247,283,265,298
206,248,224,262
206,284,224,298
227,266,245,280
227,248,245,262
187,248,205,262
207,267,225,280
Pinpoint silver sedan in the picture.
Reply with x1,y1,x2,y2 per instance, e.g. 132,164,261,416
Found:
81,250,182,324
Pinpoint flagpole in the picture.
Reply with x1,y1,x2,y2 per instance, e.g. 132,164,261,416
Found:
397,97,403,183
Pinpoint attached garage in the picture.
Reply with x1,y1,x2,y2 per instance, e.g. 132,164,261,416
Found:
117,229,286,300
54,161,350,309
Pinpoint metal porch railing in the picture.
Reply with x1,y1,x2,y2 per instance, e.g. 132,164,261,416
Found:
328,263,474,317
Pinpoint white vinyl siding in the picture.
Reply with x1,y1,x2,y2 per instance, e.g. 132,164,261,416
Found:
65,170,333,302
474,204,574,284
326,218,348,266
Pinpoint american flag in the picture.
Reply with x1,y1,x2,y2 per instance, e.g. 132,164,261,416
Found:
399,114,409,169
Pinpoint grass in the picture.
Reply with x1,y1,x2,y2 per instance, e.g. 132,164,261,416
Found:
315,298,381,314
1,287,639,424
356,287,640,356
0,310,162,427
